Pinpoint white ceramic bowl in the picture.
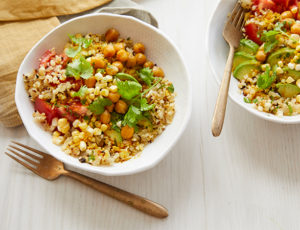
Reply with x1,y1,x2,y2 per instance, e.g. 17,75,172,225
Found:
207,0,300,124
15,13,191,176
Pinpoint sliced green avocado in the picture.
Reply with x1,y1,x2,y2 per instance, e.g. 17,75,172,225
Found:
233,60,260,80
105,130,122,146
237,39,259,55
138,118,153,131
233,52,255,70
267,48,295,66
276,83,300,97
283,67,300,80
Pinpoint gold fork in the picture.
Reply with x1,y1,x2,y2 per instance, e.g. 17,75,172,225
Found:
211,2,245,137
5,141,168,218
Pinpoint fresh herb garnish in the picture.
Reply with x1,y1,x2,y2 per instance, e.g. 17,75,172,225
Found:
244,97,252,103
122,105,142,128
140,98,155,111
68,34,92,49
138,67,154,86
257,65,276,89
72,85,88,99
65,46,81,58
66,56,93,79
88,97,112,115
261,30,280,53
88,153,95,161
288,103,293,115
167,84,174,93
117,80,142,100
115,72,139,82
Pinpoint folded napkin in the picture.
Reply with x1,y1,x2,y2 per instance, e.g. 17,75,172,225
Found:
0,0,158,128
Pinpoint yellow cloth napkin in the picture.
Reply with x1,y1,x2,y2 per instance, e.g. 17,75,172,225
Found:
0,0,111,21
0,0,111,127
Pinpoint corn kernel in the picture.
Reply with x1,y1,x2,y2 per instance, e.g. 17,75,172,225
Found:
95,72,103,81
296,95,300,103
79,141,87,151
119,150,129,159
57,118,70,134
109,85,118,93
79,122,88,130
53,131,61,137
296,64,300,71
297,79,300,88
91,116,97,122
79,132,85,139
73,135,81,143
103,150,110,160
52,136,65,145
38,66,46,76
86,126,94,136
101,124,108,132
276,67,284,74
291,6,298,14
100,89,109,97
286,76,295,83
277,61,283,67
288,62,295,69
94,128,102,136
73,119,80,128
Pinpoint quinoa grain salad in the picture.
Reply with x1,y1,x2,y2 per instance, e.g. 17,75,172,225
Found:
23,28,175,166
233,0,300,116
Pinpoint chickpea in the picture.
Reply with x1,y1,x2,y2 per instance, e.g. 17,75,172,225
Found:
133,43,145,53
256,50,266,62
106,65,119,75
84,76,96,88
103,44,116,58
121,125,134,140
100,110,111,124
135,53,147,65
144,61,154,69
105,104,114,113
112,61,123,71
126,53,137,68
291,23,300,35
114,42,125,52
281,11,293,19
107,92,120,103
116,49,129,62
152,66,165,77
105,28,120,42
90,56,106,69
115,100,128,114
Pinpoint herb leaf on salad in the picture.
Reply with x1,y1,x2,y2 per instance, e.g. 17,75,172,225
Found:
88,97,112,115
117,80,142,100
68,34,92,49
257,65,277,89
138,67,154,86
66,56,93,79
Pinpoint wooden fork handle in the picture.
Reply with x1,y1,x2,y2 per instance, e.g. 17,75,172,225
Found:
211,45,235,137
64,170,168,218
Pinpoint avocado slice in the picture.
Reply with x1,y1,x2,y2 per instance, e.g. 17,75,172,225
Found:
105,130,122,146
276,83,300,97
267,48,295,66
237,39,259,55
283,67,300,80
233,52,255,70
233,60,260,80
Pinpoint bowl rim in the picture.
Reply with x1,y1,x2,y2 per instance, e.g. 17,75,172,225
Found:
206,0,300,124
15,13,192,176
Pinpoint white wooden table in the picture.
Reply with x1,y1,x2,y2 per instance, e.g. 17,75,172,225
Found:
2,0,300,229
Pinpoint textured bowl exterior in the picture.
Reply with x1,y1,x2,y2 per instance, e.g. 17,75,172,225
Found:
207,0,300,124
15,13,192,176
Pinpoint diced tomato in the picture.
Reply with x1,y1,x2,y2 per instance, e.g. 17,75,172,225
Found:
34,98,57,124
69,103,88,116
244,23,263,45
56,107,77,123
40,49,56,68
60,53,70,67
253,0,298,13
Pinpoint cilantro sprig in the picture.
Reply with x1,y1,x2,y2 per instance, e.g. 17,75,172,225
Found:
66,56,93,79
68,34,92,49
257,65,277,89
138,67,154,86
88,97,112,115
72,86,88,99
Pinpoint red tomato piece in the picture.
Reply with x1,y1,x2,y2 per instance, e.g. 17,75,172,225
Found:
56,107,77,123
40,49,56,68
244,23,263,45
34,98,57,124
69,103,88,116
60,53,70,67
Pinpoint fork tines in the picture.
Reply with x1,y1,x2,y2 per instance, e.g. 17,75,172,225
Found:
5,141,44,173
229,2,245,30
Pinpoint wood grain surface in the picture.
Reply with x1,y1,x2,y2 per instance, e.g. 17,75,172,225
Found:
1,0,300,229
